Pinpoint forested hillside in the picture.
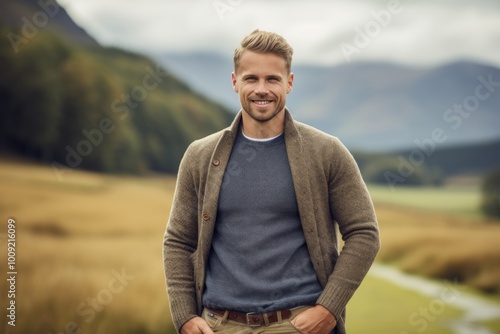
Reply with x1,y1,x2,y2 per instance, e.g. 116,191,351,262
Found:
353,138,500,186
0,4,233,176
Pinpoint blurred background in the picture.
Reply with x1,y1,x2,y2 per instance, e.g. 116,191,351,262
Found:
1,0,499,333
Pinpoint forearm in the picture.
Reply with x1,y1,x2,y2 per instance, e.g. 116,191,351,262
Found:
163,234,199,331
316,227,380,320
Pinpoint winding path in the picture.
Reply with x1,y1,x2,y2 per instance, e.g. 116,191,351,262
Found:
369,263,500,334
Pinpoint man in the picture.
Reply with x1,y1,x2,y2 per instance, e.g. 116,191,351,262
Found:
163,29,380,334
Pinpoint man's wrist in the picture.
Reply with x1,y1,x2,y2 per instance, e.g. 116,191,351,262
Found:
315,304,337,322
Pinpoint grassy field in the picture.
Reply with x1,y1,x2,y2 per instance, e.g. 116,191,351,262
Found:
369,184,500,296
0,159,176,334
1,159,499,333
367,184,483,218
347,274,463,334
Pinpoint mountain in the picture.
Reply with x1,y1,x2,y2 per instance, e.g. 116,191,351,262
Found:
0,0,98,47
0,0,233,175
156,52,500,152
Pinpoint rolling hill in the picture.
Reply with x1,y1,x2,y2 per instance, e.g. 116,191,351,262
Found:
0,0,233,175
353,138,500,186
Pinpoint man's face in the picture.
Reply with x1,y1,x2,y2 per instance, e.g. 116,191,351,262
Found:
232,51,293,123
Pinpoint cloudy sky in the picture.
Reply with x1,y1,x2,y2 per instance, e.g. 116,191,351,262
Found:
58,0,500,68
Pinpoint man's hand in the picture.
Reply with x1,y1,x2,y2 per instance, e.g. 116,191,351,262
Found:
290,305,337,334
180,316,214,334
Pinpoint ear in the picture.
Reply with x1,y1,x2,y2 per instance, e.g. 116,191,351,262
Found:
231,72,238,93
287,72,294,94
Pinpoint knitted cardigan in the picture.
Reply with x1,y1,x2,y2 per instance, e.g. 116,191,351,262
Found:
163,109,380,333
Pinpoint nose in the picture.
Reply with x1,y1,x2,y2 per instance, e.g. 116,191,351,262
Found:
254,80,268,95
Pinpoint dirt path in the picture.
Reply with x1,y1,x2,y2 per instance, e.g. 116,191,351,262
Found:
369,263,500,334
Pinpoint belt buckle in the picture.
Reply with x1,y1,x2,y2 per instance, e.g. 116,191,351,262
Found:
245,312,261,327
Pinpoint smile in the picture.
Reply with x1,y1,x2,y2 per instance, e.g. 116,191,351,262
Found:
252,100,273,105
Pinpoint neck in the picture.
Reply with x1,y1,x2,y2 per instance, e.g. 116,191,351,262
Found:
241,109,285,139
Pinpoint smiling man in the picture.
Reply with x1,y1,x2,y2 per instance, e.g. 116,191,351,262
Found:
163,29,380,334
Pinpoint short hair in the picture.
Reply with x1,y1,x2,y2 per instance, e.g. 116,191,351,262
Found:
233,29,294,74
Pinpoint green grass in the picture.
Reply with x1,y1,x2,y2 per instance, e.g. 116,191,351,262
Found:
348,274,462,334
457,286,500,333
367,184,482,217
348,271,500,334
482,318,500,333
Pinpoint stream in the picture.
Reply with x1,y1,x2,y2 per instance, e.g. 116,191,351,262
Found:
369,263,500,334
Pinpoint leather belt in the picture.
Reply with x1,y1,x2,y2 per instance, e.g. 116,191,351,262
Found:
206,308,292,326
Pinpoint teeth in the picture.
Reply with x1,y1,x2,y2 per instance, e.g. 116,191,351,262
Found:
254,100,271,105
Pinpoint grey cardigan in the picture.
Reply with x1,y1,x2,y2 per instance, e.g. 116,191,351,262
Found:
163,109,380,333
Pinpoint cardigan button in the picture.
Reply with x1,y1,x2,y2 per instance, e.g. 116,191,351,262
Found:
212,159,220,166
202,213,210,221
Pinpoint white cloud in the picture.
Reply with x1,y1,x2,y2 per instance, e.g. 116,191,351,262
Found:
59,0,500,67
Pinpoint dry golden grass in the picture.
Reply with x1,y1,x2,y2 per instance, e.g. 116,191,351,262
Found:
1,158,500,334
375,203,500,293
0,159,176,334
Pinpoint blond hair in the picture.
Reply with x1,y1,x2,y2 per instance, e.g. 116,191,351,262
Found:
233,29,293,74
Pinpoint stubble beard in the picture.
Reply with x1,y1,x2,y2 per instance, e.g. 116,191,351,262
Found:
243,99,285,124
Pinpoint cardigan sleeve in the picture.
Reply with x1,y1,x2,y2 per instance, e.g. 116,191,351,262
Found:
316,138,380,321
163,143,200,332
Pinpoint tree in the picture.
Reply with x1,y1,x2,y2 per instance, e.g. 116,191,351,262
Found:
0,29,69,161
481,169,500,219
